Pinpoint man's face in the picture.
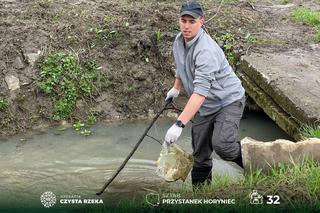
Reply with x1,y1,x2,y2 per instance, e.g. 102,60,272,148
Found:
179,15,204,42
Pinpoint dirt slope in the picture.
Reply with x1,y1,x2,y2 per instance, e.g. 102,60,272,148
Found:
0,0,317,135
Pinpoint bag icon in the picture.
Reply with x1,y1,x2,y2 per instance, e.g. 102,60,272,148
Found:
249,190,263,204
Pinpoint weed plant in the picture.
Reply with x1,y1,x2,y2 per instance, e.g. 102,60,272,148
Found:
214,33,236,65
38,52,100,121
0,97,9,111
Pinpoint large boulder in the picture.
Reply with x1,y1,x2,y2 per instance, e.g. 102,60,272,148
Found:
241,137,320,173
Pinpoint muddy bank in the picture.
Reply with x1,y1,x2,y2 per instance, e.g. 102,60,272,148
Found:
0,0,318,136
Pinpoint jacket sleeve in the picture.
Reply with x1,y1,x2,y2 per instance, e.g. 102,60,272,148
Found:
174,61,181,79
193,49,219,97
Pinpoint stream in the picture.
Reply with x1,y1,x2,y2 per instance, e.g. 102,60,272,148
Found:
0,110,291,209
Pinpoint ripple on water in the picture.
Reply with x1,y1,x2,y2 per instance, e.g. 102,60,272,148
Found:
0,159,186,202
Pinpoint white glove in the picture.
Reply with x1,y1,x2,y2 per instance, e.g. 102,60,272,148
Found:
165,124,183,144
165,87,179,101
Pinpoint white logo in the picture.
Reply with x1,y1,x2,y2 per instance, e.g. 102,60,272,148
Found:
145,193,160,207
40,191,56,208
249,190,263,205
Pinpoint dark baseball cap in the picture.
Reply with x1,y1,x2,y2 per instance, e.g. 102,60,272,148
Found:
180,1,204,19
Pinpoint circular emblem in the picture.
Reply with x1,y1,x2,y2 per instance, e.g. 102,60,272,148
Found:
40,191,56,208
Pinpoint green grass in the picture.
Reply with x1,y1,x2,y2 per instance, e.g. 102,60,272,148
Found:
154,29,163,43
245,34,286,45
202,0,239,8
291,8,320,42
0,97,9,111
245,158,319,204
84,159,319,213
291,8,320,27
314,29,320,42
93,159,320,211
76,159,320,212
152,158,320,209
280,0,290,5
301,125,320,139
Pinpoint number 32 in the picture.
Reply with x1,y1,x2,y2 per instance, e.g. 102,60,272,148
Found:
266,195,280,204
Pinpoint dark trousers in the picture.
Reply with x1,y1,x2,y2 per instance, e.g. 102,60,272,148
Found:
191,96,245,187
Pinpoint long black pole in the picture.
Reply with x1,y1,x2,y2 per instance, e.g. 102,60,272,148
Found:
96,100,172,195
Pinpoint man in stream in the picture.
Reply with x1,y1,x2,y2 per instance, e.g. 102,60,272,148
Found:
164,0,245,188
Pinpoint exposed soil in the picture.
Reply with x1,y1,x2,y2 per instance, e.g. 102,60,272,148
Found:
0,0,318,136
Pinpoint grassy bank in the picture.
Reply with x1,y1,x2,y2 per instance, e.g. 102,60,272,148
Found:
301,125,320,139
291,7,320,42
87,158,320,212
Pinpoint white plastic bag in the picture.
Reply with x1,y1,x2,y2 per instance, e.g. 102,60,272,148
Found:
156,142,193,182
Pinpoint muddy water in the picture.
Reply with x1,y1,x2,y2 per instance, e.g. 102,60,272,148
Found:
0,111,291,208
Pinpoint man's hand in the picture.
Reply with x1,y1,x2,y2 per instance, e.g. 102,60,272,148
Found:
165,87,180,102
165,124,183,144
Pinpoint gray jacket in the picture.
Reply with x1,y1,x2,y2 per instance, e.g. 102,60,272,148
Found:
173,28,245,116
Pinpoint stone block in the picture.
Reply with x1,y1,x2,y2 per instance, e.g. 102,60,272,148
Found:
241,137,320,173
